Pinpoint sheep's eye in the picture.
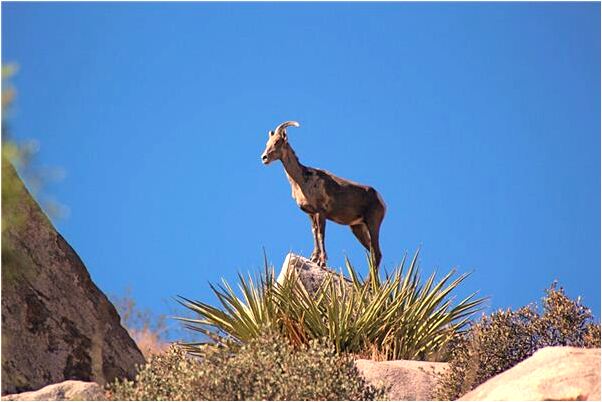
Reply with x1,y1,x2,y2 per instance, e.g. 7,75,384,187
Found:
269,130,275,137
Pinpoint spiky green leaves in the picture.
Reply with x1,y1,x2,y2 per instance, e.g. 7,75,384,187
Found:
178,249,486,361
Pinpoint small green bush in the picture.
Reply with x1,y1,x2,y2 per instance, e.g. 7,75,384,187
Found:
435,283,601,400
107,332,385,401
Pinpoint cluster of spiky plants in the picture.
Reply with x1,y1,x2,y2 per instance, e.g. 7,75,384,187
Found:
177,250,485,361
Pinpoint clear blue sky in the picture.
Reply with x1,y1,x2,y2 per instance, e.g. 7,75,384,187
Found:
3,2,600,337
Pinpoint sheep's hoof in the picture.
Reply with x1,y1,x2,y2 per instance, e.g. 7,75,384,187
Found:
309,253,320,263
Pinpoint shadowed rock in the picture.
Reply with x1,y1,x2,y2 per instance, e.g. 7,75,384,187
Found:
459,346,601,401
1,163,144,395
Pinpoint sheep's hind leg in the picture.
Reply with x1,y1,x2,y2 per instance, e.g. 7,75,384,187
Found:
365,212,384,269
316,214,328,267
308,214,321,263
350,223,372,252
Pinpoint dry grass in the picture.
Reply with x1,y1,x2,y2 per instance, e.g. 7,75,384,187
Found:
129,327,169,359
111,289,171,359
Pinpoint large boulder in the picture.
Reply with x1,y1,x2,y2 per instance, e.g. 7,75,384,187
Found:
1,381,104,401
459,346,601,401
1,162,145,395
276,253,352,295
356,359,448,401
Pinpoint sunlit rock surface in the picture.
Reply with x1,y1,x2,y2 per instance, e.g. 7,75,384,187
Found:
276,252,352,295
356,359,448,400
459,346,601,401
1,381,104,401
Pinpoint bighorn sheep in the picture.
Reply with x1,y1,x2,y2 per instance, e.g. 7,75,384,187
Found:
261,121,386,268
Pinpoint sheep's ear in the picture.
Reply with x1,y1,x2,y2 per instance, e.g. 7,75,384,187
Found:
282,131,287,140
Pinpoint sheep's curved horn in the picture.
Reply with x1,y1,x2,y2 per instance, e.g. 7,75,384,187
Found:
274,121,300,134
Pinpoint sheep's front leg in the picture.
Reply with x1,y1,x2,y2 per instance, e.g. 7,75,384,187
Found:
309,214,320,263
316,214,328,267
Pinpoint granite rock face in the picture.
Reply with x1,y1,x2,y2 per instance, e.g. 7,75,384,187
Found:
459,346,601,401
355,359,448,401
1,163,144,395
1,381,104,401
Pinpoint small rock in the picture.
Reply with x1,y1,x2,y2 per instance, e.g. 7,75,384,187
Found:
459,346,601,401
355,359,448,400
1,381,104,401
277,253,351,296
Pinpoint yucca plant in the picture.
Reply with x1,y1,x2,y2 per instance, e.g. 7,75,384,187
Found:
176,261,280,348
271,251,486,360
177,249,486,361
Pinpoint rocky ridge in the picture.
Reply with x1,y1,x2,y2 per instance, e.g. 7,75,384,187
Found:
1,162,144,394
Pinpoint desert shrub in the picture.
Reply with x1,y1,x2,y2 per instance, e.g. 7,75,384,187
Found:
435,283,601,400
178,249,485,361
107,332,385,401
107,345,198,400
538,284,601,348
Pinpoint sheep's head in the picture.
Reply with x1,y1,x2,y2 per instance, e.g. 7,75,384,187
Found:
261,121,300,165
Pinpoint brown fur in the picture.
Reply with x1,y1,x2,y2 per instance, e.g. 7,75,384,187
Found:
261,121,386,268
